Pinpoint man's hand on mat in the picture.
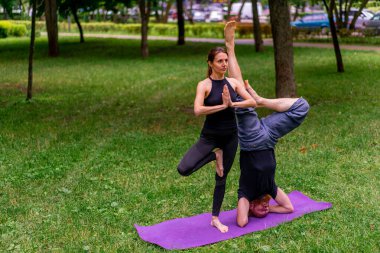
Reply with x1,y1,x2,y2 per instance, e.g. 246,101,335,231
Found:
215,149,224,177
211,217,229,233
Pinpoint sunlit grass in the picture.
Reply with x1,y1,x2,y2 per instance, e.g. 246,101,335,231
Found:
0,37,379,252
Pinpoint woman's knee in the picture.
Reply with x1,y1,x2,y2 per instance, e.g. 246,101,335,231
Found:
177,163,191,176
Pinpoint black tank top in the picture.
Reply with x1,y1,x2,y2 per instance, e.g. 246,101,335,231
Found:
202,77,237,134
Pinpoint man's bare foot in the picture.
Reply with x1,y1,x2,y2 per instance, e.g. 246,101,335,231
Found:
211,217,229,233
215,149,224,177
224,21,236,49
244,80,263,105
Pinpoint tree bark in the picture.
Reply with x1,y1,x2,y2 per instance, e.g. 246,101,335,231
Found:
349,0,369,30
226,0,233,20
139,0,151,58
185,0,194,25
323,0,344,72
252,0,263,52
268,0,296,98
177,0,185,45
70,4,84,43
162,1,173,23
27,0,37,101
44,0,59,57
237,0,247,21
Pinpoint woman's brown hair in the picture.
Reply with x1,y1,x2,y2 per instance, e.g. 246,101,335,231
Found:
207,47,228,77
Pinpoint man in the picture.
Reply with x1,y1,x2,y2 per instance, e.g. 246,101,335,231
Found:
223,21,310,227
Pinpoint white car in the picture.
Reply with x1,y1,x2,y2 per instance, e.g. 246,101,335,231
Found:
346,8,374,29
209,11,223,22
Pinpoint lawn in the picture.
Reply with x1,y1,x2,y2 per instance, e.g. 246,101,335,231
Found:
0,37,379,252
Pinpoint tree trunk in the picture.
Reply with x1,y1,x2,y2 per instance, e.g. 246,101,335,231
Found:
293,5,299,21
153,0,159,22
139,0,151,58
268,0,296,98
323,0,344,72
238,0,247,21
27,0,37,101
3,8,9,19
226,0,233,20
185,0,194,25
177,0,185,45
162,1,173,23
71,5,84,43
349,0,369,30
252,0,263,52
44,0,59,57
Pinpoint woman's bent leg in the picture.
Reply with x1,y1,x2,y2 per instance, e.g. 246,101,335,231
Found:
177,136,216,176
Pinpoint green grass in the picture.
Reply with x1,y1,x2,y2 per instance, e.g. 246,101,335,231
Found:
0,37,379,252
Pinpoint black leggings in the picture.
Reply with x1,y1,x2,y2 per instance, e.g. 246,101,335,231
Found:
177,131,238,216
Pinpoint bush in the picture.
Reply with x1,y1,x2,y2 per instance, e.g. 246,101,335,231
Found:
56,22,271,39
9,24,27,37
236,23,272,38
363,27,380,37
0,21,12,38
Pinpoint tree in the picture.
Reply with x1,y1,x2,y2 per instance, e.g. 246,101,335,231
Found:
268,0,296,98
139,0,151,58
289,0,307,21
322,0,344,72
0,0,17,19
237,0,247,21
59,0,100,43
348,0,370,30
45,0,59,56
27,0,38,100
184,0,194,24
176,0,184,45
1,0,20,19
252,0,263,52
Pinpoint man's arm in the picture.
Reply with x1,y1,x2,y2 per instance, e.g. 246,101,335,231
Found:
269,187,294,213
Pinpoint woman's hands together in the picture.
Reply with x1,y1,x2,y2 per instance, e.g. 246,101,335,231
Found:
222,85,233,108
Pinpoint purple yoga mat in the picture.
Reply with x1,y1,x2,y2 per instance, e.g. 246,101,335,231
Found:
135,191,332,250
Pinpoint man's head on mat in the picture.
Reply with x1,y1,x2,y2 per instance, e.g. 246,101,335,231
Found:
207,47,228,77
249,194,271,218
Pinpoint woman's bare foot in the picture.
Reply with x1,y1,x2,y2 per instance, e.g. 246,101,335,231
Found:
215,149,224,177
224,21,236,50
211,217,229,233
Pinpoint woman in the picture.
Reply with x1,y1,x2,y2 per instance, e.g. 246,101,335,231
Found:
177,47,256,233
222,21,310,227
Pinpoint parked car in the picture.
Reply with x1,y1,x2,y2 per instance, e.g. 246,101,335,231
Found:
344,8,374,29
291,13,330,30
208,10,223,22
192,10,207,22
364,13,380,35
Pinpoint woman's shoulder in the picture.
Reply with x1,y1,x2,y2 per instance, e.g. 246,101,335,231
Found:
225,77,238,88
198,78,212,87
226,77,237,83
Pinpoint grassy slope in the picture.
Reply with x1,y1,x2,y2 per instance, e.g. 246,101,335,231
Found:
0,37,379,252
